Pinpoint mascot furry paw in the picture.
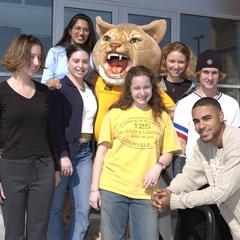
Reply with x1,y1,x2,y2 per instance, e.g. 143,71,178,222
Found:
91,16,175,140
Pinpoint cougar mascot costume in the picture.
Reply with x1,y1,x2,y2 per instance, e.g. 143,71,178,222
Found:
91,16,175,141
83,17,174,240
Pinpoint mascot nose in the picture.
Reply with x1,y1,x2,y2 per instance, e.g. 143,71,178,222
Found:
110,42,121,51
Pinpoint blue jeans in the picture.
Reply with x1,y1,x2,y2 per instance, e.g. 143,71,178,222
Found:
101,190,158,240
47,142,93,240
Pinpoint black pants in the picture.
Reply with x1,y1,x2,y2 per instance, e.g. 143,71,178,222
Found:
174,205,233,240
0,157,55,240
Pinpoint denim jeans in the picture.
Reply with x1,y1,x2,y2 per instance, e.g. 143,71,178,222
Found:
47,142,93,240
101,190,158,240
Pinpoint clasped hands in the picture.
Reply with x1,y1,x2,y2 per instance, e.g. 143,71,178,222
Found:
151,188,171,213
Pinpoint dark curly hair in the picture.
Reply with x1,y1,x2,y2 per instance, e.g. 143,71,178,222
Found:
110,65,167,120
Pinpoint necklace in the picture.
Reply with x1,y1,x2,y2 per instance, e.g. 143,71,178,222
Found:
80,83,86,92
165,79,181,93
67,74,86,92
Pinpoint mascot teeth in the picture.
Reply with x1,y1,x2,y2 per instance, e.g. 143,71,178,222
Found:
105,53,129,76
107,53,127,61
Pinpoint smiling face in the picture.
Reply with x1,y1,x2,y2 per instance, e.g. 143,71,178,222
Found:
130,75,152,109
192,105,224,146
67,50,89,81
198,67,219,92
166,51,187,81
22,44,42,76
69,19,90,44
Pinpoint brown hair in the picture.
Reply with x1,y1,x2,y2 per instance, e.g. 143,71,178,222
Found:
2,34,45,72
160,41,196,79
110,65,167,120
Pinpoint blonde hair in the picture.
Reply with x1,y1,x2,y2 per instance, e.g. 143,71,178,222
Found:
2,34,45,72
160,41,196,79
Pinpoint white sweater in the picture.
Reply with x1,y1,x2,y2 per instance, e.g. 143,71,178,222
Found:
168,126,240,240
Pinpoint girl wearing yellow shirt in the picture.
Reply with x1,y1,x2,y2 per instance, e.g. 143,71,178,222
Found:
89,65,180,240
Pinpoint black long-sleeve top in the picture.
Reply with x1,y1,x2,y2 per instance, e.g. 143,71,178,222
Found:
0,80,59,170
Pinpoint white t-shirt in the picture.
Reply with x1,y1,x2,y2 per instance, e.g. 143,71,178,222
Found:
78,83,97,133
173,91,240,160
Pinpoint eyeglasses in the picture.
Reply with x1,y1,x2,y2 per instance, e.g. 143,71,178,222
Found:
72,26,90,34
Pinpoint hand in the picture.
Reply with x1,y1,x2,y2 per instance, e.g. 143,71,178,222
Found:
54,171,61,188
60,156,73,176
143,164,162,189
47,78,62,90
151,188,171,212
89,190,101,211
0,182,6,204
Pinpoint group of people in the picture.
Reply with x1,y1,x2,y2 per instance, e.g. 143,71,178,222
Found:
0,12,240,240
0,14,97,240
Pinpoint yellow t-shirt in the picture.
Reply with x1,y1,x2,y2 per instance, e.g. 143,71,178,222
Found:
94,76,175,140
94,77,123,140
98,107,181,199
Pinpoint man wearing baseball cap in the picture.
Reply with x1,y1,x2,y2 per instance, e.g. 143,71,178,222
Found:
171,49,240,239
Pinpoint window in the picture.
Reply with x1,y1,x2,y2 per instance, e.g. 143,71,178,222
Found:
181,14,240,100
122,6,177,47
0,0,53,81
25,0,52,7
128,14,171,48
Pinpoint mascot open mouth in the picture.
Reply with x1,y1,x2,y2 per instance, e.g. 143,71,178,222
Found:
104,53,131,78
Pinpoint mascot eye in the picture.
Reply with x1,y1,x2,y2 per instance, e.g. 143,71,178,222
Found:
130,37,140,44
103,35,111,41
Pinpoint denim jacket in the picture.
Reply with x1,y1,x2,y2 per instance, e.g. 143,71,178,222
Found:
41,46,68,84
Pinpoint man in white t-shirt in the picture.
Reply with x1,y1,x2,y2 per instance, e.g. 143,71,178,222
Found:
174,49,240,163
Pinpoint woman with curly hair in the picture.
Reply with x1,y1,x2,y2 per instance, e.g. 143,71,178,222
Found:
159,41,196,103
89,65,180,240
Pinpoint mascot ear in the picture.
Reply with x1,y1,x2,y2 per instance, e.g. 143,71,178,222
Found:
141,19,167,43
96,16,114,37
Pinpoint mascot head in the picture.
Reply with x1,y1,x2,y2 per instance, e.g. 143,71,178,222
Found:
92,16,167,86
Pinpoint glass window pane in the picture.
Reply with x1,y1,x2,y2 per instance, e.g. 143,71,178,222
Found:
181,14,240,100
128,14,171,48
0,0,21,3
25,0,52,7
0,26,21,72
0,1,53,73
